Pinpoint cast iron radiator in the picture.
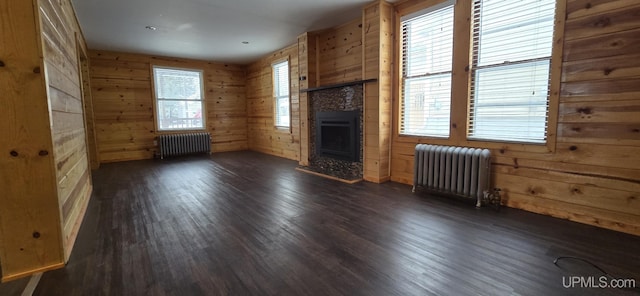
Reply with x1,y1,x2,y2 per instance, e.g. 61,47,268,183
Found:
158,133,211,159
413,144,491,207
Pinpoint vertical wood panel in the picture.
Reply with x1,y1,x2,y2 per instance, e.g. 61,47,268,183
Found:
296,32,318,166
78,46,100,169
38,0,92,261
317,20,363,85
0,0,64,281
362,0,393,183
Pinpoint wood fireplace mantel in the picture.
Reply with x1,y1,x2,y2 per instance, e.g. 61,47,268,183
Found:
300,78,377,93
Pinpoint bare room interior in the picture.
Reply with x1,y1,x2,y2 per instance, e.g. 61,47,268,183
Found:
1,0,638,295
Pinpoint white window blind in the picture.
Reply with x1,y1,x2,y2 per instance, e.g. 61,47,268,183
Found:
469,0,556,143
400,1,454,137
153,67,205,131
273,61,290,128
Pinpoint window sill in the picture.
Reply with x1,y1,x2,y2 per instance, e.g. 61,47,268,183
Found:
274,126,291,133
394,134,554,154
157,128,207,133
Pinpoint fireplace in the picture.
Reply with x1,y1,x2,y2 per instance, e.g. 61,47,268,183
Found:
315,111,360,162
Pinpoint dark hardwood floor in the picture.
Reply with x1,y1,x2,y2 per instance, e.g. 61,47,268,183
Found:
0,276,30,295
2,151,639,295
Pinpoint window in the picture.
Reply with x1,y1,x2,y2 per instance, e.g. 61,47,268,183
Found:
153,66,205,131
400,1,454,137
469,0,556,143
273,61,290,128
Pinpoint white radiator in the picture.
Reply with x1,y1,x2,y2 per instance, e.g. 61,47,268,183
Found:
158,133,211,159
413,144,491,207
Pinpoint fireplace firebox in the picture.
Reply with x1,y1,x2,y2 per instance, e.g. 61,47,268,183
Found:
315,111,360,162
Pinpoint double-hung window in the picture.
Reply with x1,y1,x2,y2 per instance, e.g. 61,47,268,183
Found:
469,0,556,143
400,1,454,137
273,61,290,128
153,66,205,131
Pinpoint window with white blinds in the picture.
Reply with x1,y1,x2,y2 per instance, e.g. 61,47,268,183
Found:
469,0,556,143
400,1,454,137
273,61,290,128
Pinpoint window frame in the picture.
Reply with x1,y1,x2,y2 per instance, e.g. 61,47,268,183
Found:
468,0,557,144
152,65,206,132
399,0,455,138
272,59,291,129
393,0,565,153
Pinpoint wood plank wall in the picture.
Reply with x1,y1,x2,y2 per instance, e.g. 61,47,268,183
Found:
89,51,248,162
79,49,100,170
362,1,394,183
245,45,301,160
296,33,318,166
0,0,65,281
37,0,93,261
390,0,640,235
317,19,363,85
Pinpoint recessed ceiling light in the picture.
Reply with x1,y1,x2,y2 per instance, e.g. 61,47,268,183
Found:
145,26,157,31
242,41,249,44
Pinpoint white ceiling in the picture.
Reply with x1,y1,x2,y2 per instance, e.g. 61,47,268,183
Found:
72,0,390,65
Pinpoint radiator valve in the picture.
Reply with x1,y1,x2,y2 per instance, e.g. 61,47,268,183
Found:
482,188,502,210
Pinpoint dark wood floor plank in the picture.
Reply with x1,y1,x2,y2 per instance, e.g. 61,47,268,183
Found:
0,276,30,296
2,151,638,295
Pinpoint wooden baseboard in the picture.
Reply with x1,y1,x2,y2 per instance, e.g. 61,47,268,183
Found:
1,263,64,282
364,175,391,184
378,176,391,183
295,167,363,184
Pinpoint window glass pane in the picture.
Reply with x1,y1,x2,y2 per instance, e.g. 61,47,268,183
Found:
469,0,555,143
404,9,454,77
471,61,549,142
154,67,204,131
402,74,452,137
273,61,290,127
276,64,289,96
400,2,453,137
154,68,202,100
476,0,555,66
276,96,290,127
157,100,203,130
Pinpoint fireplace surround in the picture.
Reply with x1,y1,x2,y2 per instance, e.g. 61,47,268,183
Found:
301,85,363,181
